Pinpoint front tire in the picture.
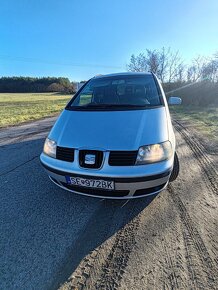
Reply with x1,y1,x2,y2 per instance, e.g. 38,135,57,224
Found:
169,152,180,182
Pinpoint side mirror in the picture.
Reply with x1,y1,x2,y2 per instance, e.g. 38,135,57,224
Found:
168,96,182,105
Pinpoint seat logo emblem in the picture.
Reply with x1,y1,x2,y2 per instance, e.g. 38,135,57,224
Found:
85,154,96,165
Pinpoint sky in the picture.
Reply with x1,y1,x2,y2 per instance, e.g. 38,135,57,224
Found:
0,0,218,81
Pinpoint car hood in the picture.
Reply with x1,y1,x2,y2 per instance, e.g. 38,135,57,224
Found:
49,107,169,150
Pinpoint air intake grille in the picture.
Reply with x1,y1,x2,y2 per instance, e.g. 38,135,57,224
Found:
109,151,138,166
134,183,167,196
60,182,129,197
56,146,74,162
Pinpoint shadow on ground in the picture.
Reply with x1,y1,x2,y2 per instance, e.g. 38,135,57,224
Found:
0,137,157,289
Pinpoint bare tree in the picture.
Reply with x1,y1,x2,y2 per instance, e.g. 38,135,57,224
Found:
158,47,171,82
201,55,218,82
167,50,183,83
127,47,184,83
127,47,218,84
146,49,159,74
186,56,208,82
127,54,147,72
176,63,185,82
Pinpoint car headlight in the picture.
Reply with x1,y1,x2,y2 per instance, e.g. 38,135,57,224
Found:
43,138,57,158
136,141,172,164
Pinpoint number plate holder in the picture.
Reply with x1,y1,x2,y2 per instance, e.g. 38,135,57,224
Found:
65,176,115,190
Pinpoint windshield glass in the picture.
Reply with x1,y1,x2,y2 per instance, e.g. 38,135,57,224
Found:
69,75,162,110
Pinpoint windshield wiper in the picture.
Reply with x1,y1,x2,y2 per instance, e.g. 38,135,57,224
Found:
70,103,149,110
91,104,149,108
85,103,147,108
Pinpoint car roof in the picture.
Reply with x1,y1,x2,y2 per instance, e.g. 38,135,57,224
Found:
93,72,152,79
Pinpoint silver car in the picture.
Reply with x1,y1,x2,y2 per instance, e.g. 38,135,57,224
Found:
40,72,181,199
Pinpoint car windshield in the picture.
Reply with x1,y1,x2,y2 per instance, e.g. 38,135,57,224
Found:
69,75,162,110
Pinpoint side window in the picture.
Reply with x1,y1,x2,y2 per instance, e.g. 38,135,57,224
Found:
78,93,92,105
75,83,93,105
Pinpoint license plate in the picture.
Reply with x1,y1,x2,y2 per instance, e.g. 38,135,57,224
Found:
65,176,115,190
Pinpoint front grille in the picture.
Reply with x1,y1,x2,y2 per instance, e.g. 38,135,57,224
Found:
60,182,129,197
109,151,138,166
79,150,103,169
56,146,74,162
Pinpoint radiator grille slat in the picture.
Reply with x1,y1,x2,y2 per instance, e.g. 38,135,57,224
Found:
109,151,138,166
56,146,74,162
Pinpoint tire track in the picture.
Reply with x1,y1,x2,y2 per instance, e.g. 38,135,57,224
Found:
0,155,39,176
60,200,145,290
0,126,51,146
171,120,218,288
168,185,217,289
158,209,199,290
55,200,119,290
173,120,218,195
94,212,140,290
182,227,205,290
161,239,179,289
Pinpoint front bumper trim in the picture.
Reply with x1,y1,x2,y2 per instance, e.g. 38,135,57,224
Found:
49,176,168,199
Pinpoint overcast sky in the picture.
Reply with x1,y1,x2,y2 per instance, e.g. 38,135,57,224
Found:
0,0,218,81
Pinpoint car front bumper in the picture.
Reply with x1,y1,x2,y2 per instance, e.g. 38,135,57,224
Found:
40,153,173,199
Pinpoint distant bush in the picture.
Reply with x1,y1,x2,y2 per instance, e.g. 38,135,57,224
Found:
166,81,218,106
0,77,76,93
46,83,65,92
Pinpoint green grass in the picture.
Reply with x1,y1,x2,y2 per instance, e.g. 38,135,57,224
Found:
0,92,72,128
170,105,218,141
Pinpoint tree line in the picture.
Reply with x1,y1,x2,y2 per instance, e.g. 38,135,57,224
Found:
127,47,218,92
0,77,76,93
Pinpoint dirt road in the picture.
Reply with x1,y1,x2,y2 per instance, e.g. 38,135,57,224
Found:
0,118,217,290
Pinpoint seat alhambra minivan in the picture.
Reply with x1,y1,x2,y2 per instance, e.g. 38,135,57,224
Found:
40,72,181,199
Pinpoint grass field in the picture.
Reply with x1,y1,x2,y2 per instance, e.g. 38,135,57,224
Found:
170,106,218,141
0,92,72,128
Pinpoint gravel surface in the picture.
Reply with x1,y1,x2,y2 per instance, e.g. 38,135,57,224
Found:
0,117,217,290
